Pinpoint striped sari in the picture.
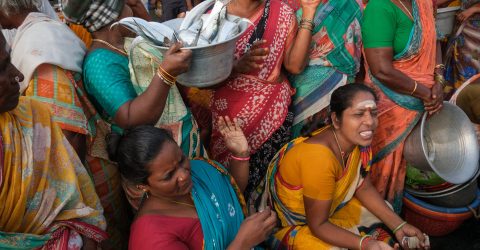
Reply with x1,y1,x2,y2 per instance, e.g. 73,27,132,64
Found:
0,97,106,249
289,0,363,138
364,0,436,211
25,64,130,250
252,127,392,249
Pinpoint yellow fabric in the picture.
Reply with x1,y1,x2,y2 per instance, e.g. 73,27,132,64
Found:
279,143,343,200
0,97,105,235
272,127,371,249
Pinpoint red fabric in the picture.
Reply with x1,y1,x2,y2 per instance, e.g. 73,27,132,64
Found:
211,0,297,164
129,214,203,250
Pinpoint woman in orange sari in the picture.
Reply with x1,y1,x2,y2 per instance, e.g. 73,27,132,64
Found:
362,0,443,211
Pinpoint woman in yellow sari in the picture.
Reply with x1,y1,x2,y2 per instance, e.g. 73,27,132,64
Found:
255,84,429,249
0,29,106,249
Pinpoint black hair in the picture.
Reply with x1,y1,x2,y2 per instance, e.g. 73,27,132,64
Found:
106,126,176,185
301,83,378,136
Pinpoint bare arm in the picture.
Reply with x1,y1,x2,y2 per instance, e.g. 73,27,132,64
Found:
364,47,442,113
304,197,362,249
127,0,152,21
113,43,191,129
283,2,321,74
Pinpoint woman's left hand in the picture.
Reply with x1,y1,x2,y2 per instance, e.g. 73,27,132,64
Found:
426,82,443,114
394,224,430,250
218,116,249,157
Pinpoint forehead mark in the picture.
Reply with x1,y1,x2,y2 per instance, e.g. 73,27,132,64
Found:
355,100,377,109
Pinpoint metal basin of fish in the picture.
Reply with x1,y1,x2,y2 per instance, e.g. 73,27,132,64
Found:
404,102,479,184
153,15,249,88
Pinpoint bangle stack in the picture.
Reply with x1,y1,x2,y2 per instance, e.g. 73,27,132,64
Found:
410,81,418,95
299,18,315,32
157,66,176,87
435,64,445,70
393,221,408,234
230,154,250,161
359,235,372,250
434,73,447,88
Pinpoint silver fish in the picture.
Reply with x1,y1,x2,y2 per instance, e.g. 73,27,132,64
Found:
179,0,215,31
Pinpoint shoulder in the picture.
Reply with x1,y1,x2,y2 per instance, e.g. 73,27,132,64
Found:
365,0,396,13
282,142,337,168
83,49,129,78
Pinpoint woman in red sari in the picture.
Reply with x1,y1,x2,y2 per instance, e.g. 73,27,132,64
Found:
211,0,320,198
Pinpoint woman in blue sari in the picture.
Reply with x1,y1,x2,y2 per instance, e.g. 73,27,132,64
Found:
107,117,276,249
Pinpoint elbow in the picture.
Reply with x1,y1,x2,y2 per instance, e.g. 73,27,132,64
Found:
285,63,306,75
370,66,393,82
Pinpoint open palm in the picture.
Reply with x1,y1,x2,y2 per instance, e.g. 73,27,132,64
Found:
218,116,249,157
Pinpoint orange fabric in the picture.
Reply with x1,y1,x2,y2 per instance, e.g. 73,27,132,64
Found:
364,0,437,203
69,24,92,48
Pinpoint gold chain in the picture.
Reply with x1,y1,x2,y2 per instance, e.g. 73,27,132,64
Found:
155,194,195,208
92,39,128,56
331,128,346,168
398,0,413,20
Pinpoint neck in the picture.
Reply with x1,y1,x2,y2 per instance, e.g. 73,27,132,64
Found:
149,193,193,207
227,0,263,17
332,128,355,157
92,26,125,48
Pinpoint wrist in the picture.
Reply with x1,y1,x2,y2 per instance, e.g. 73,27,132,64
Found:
302,9,316,19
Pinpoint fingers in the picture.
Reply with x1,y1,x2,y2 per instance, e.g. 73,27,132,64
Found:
168,42,184,54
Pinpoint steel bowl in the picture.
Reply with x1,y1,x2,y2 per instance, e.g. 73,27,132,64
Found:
404,102,479,184
155,15,250,88
406,168,480,208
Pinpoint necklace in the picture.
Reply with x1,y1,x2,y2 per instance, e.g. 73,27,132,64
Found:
92,39,128,56
156,194,195,208
331,128,346,168
397,0,413,20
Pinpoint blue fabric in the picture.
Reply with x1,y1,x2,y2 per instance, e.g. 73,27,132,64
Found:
190,160,245,249
82,49,137,127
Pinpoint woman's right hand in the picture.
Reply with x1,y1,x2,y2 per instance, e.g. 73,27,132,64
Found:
415,83,442,114
233,40,269,74
232,207,277,248
160,42,192,77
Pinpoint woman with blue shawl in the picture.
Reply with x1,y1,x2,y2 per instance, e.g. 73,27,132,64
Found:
107,117,276,249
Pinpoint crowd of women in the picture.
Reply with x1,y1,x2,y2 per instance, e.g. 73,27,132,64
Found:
0,0,478,249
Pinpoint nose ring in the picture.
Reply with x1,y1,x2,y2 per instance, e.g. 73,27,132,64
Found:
14,76,20,82
179,177,184,181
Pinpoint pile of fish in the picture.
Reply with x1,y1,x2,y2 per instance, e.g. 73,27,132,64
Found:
113,0,249,48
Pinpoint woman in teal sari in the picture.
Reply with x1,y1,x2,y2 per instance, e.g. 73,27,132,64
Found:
289,0,363,138
107,117,276,249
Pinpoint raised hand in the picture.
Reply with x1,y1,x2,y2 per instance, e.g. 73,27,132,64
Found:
160,42,192,77
218,116,249,157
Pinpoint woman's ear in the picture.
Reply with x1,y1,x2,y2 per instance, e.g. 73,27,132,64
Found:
136,184,149,192
331,112,340,129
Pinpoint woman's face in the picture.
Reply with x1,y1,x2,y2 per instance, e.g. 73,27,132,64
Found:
143,140,193,199
0,35,22,113
334,91,378,147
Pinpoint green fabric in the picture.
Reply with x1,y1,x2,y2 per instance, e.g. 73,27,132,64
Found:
362,0,414,55
83,49,137,133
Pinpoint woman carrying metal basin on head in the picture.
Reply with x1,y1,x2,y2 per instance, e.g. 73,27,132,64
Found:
210,0,321,200
362,0,444,212
62,0,206,211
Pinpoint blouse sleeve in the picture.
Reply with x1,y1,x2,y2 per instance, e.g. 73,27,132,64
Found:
83,50,138,119
281,144,340,201
129,218,189,250
362,0,396,49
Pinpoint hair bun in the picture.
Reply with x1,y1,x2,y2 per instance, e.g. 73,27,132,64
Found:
106,132,122,162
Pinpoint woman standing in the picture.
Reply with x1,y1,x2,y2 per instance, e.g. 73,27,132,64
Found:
211,0,320,199
362,0,443,211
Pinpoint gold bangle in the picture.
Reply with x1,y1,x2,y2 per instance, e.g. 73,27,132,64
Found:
158,66,176,81
299,24,313,32
410,81,418,95
156,69,176,86
393,221,408,234
300,18,315,26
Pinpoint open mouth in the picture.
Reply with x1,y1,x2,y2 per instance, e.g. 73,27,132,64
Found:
359,130,373,139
